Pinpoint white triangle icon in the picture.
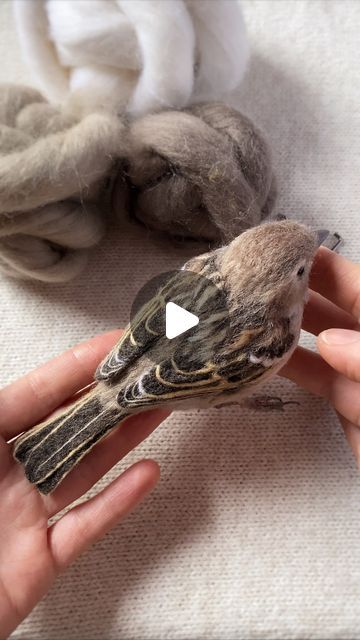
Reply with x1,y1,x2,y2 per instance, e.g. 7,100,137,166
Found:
165,302,199,340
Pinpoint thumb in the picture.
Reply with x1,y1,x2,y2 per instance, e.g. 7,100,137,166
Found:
317,329,360,382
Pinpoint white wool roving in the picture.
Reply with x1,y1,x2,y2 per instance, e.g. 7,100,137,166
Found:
13,0,249,116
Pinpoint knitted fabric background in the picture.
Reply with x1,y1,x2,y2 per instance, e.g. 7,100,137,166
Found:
1,1,359,638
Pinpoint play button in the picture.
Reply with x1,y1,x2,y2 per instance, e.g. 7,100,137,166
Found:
129,268,230,365
165,302,199,339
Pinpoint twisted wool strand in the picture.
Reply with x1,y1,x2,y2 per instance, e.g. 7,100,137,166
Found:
0,84,126,282
0,88,274,281
13,0,249,116
112,102,276,242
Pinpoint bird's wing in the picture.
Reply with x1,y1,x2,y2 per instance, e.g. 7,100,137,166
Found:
115,313,296,410
116,348,268,410
96,294,166,382
95,265,219,383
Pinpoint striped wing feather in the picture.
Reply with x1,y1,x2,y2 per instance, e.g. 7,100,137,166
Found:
96,293,166,382
117,352,267,410
96,266,220,383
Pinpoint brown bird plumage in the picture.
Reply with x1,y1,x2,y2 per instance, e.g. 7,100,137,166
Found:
13,220,319,494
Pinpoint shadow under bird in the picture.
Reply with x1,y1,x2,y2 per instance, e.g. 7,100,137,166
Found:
13,220,326,494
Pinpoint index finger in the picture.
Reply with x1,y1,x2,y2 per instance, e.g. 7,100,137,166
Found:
310,247,360,320
0,329,122,441
281,346,360,428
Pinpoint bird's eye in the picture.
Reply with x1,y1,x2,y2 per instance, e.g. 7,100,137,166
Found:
297,266,305,277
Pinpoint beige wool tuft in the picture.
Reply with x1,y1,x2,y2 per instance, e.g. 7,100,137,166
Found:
112,102,276,243
0,84,126,282
0,87,275,282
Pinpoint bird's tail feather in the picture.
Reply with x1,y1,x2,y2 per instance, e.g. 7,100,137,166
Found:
13,390,125,494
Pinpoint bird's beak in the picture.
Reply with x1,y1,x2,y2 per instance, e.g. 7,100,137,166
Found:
315,229,330,247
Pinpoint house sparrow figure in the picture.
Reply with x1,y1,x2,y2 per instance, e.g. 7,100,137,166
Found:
13,220,324,494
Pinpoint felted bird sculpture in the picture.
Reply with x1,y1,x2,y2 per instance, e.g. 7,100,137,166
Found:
13,220,324,494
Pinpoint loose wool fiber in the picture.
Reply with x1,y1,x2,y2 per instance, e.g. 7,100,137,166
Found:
0,91,275,282
113,102,276,242
0,84,125,282
13,0,249,116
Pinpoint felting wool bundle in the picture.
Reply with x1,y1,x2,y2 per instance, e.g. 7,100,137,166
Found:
0,91,275,282
0,84,125,282
14,0,249,116
112,102,276,242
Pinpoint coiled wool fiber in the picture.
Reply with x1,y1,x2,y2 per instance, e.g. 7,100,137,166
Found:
112,102,276,243
0,84,126,282
13,0,249,116
0,86,274,282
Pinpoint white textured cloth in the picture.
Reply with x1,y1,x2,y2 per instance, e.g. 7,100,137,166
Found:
1,0,359,638
13,0,248,115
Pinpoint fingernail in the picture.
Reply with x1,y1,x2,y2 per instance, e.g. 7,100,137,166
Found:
343,423,360,468
320,329,360,345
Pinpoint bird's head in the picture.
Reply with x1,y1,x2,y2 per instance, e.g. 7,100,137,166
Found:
220,220,321,316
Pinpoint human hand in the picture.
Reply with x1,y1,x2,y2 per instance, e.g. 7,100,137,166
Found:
282,247,360,462
0,331,168,639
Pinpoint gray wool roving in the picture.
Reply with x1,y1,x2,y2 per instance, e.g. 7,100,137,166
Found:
0,84,125,282
112,102,276,243
0,87,275,282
